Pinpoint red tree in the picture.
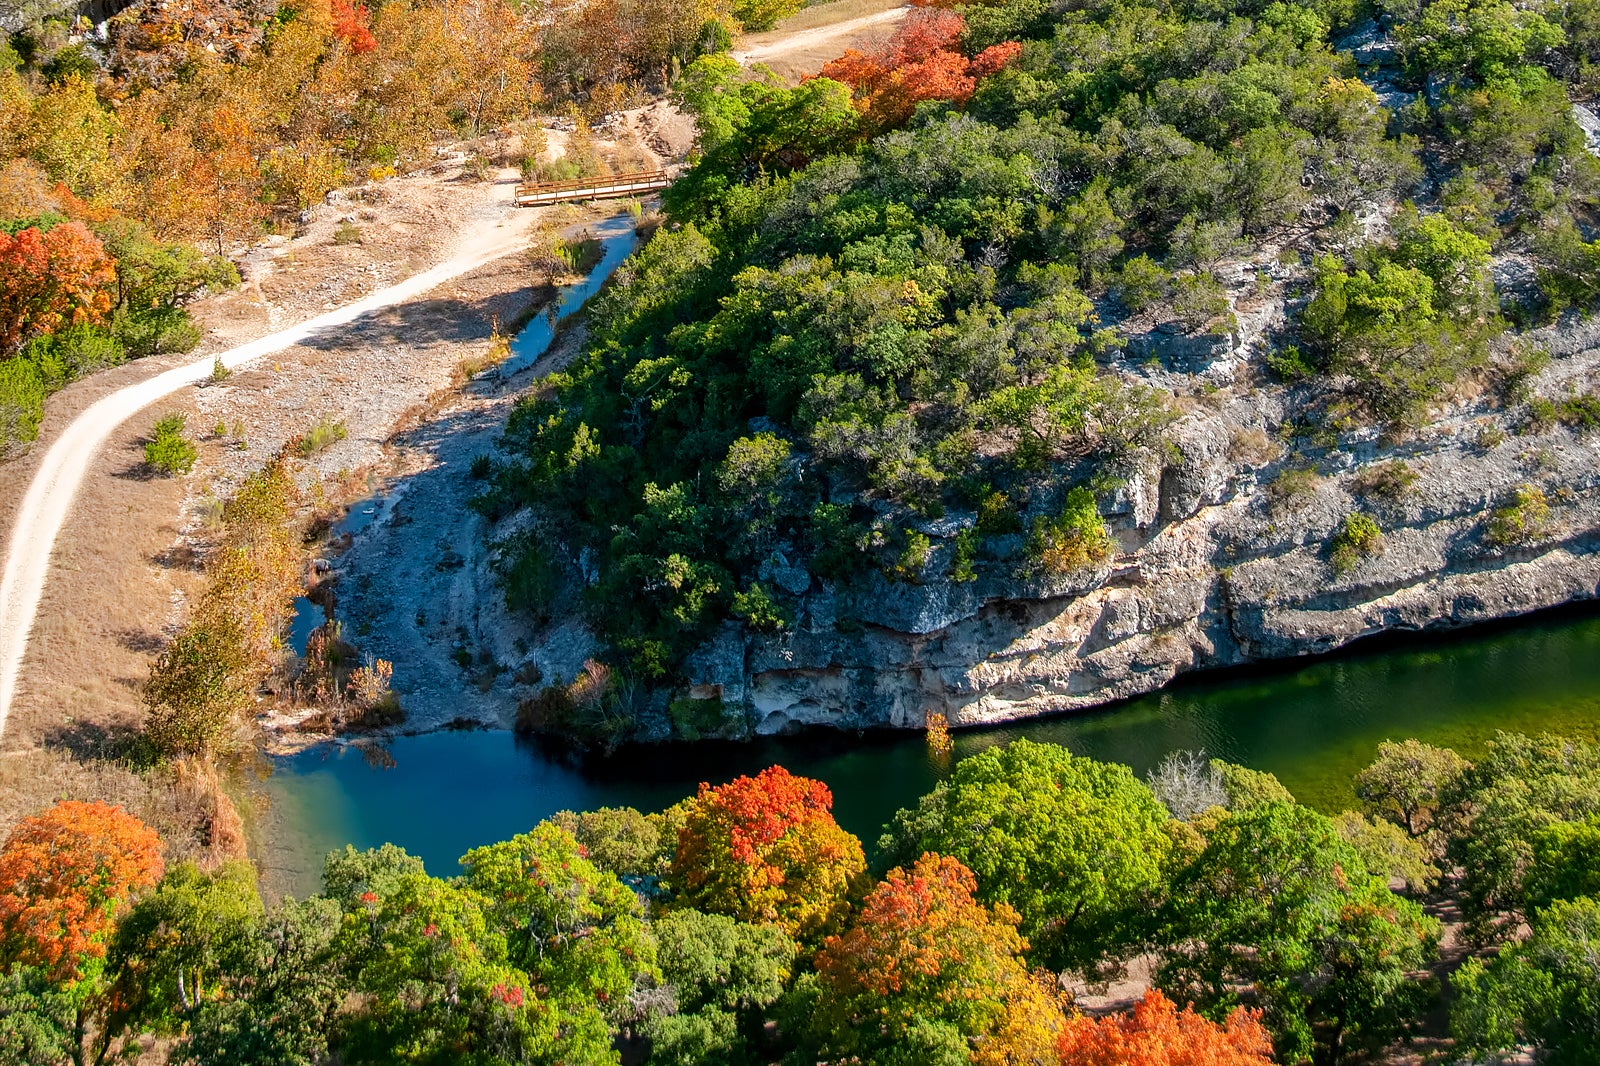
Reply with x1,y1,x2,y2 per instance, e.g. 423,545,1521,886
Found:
332,0,378,54
673,765,865,942
0,801,164,981
1058,989,1276,1066
816,9,1021,131
0,221,116,353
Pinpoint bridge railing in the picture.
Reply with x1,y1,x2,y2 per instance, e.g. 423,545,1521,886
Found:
514,170,672,206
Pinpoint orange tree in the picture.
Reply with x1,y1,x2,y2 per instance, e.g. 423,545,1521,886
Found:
805,852,1065,1066
1058,989,1276,1066
0,800,164,987
0,220,116,354
672,766,864,944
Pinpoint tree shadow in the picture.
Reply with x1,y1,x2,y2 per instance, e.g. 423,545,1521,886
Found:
295,289,527,353
116,628,168,654
42,719,146,761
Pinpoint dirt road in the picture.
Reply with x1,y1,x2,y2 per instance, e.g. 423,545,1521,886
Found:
732,3,907,76
0,215,539,735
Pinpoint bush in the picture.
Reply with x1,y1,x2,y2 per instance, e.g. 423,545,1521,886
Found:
0,358,45,454
1350,459,1417,500
1486,483,1551,546
1330,512,1384,574
1268,466,1321,507
1026,487,1113,575
145,413,197,476
295,416,347,457
332,221,362,245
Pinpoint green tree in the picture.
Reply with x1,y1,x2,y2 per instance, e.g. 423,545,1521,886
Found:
879,739,1172,974
1353,739,1468,841
1453,895,1600,1065
1444,732,1600,941
107,861,263,1035
176,897,346,1066
1158,803,1440,1063
458,822,657,1024
642,910,794,1066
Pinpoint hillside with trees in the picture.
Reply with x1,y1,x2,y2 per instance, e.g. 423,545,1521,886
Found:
0,733,1595,1064
474,0,1600,744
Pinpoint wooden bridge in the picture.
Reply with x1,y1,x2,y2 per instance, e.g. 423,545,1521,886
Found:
514,170,672,207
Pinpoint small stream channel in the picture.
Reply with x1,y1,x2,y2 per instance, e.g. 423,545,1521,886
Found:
262,210,1600,898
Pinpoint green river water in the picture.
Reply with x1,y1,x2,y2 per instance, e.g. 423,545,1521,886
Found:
261,605,1600,895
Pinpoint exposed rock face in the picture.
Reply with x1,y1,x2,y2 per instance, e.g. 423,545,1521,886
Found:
696,313,1600,737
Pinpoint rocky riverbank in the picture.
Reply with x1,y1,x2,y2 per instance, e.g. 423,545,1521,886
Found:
683,308,1600,734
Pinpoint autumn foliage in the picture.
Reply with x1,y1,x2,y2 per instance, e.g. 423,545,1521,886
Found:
817,9,1022,131
813,852,1065,1065
674,766,865,942
0,221,116,353
1058,990,1276,1066
331,0,379,55
0,802,164,981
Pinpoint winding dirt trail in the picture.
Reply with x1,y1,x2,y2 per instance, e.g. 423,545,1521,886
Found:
0,218,537,735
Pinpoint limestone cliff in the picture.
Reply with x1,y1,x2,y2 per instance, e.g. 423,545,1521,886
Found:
680,311,1600,735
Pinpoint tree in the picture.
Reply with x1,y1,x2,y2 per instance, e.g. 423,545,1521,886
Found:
107,861,263,1035
336,872,559,1065
1147,750,1230,821
674,767,865,944
1352,739,1468,842
1057,989,1276,1066
1453,895,1600,1065
0,221,114,354
642,909,794,1066
176,896,346,1066
458,821,657,1024
809,853,1064,1066
142,611,254,760
0,802,164,983
1330,812,1438,893
547,805,671,882
1158,803,1439,1063
818,9,1022,132
1443,732,1600,942
879,739,1172,974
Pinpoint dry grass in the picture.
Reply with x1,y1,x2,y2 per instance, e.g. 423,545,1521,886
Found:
3,395,210,755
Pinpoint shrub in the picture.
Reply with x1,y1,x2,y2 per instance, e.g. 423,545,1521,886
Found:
1116,254,1170,312
731,583,790,632
1350,459,1417,500
295,416,347,457
0,357,45,453
332,221,362,245
1267,466,1320,507
469,453,494,479
949,527,979,583
1556,392,1600,430
1330,512,1384,574
890,529,933,582
1486,483,1551,546
145,413,197,476
1026,487,1113,575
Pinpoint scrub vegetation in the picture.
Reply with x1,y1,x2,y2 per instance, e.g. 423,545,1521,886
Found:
0,733,1593,1064
482,0,1600,743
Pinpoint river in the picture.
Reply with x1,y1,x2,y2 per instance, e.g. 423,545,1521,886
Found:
260,604,1600,895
